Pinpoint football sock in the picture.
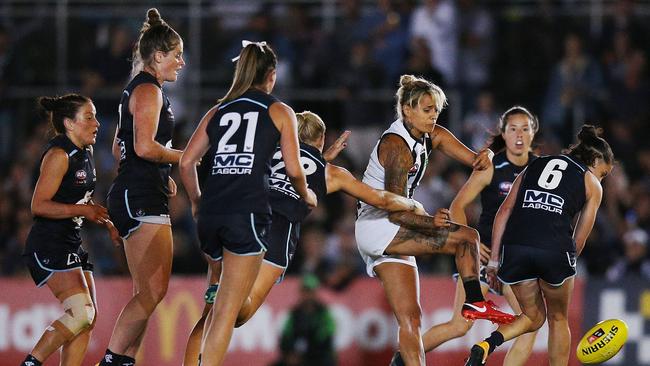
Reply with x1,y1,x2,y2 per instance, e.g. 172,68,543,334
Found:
22,354,42,366
485,331,505,354
120,355,136,366
99,349,123,365
463,279,484,303
204,283,219,304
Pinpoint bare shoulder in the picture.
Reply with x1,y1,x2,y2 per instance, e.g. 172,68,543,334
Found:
41,147,69,170
132,83,162,99
202,105,219,121
269,101,294,115
585,171,603,199
431,125,453,147
378,134,412,163
269,102,296,132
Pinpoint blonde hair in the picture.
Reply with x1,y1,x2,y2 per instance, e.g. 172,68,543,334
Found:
395,74,447,121
296,111,326,145
131,8,182,79
218,43,277,105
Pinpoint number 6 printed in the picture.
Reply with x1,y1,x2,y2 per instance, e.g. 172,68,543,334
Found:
537,159,568,190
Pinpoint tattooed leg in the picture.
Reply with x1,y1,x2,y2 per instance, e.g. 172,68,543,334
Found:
386,222,467,254
385,223,480,280
454,228,480,282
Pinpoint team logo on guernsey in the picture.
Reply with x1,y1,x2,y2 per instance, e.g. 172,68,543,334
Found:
75,169,87,184
499,181,513,196
522,189,564,214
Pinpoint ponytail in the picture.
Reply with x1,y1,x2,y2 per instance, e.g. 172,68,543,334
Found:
219,42,277,104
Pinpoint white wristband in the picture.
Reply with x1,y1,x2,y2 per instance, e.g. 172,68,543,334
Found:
487,260,499,268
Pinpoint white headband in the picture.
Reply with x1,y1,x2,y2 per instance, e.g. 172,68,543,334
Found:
231,40,267,62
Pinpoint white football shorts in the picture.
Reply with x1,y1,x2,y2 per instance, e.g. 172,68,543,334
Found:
355,206,417,277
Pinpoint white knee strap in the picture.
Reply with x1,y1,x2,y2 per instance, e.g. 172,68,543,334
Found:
58,293,95,335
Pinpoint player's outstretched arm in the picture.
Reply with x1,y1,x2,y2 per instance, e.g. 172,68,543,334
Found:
325,163,425,214
432,125,493,170
449,167,492,225
322,130,351,162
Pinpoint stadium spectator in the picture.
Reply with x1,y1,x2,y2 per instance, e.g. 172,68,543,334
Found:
272,274,336,366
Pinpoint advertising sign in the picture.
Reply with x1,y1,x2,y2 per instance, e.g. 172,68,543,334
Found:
0,276,585,365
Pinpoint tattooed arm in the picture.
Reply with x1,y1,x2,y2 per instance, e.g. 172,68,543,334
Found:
378,134,452,234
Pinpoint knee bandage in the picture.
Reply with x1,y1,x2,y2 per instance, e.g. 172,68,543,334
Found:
58,293,95,335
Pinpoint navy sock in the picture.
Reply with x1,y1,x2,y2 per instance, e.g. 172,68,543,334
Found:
463,279,485,303
389,351,404,366
22,354,42,366
99,349,123,365
485,331,505,354
120,355,136,366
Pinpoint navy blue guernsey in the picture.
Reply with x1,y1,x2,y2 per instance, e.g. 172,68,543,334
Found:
112,71,175,196
200,90,282,215
32,135,96,242
269,143,327,222
477,152,536,246
501,155,587,252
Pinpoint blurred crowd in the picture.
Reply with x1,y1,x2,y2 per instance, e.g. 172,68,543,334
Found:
1,0,649,289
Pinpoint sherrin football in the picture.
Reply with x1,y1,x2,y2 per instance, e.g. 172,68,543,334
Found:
576,319,628,364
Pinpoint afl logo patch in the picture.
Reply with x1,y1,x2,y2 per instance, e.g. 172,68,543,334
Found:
75,169,87,185
499,181,512,196
408,163,420,175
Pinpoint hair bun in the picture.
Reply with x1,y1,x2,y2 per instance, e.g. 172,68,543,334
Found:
399,74,417,87
577,124,602,143
38,96,58,111
146,8,163,27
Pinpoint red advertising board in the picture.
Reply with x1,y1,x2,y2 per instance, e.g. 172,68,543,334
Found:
0,276,584,365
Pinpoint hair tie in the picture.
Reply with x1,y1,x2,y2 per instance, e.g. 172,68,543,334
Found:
231,40,267,62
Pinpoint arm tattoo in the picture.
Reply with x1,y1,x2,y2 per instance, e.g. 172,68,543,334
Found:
380,135,412,197
380,134,466,253
381,135,438,233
